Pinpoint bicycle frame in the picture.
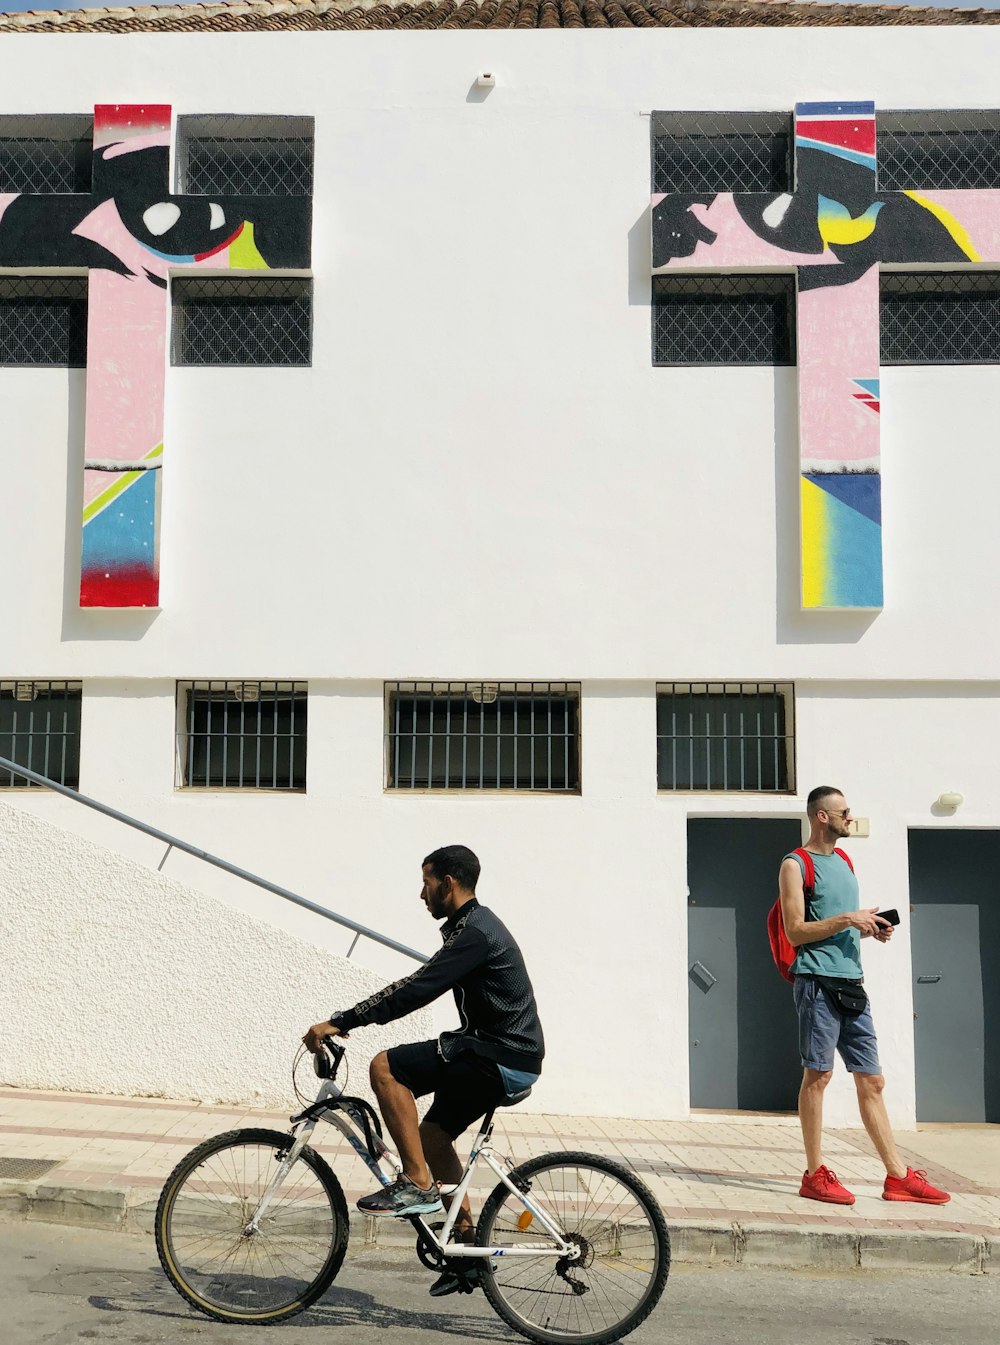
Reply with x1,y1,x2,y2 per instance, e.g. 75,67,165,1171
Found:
248,1074,578,1262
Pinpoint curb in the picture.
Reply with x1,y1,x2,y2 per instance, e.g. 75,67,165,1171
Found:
0,1180,992,1273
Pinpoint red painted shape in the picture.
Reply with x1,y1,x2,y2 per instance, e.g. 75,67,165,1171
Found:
80,568,160,609
797,118,876,156
852,394,881,415
195,223,244,263
94,104,172,134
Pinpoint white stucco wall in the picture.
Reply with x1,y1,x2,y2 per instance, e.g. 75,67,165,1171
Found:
0,798,432,1106
1,29,999,1124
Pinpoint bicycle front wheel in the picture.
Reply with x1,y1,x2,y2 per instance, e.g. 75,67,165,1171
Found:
476,1151,669,1345
155,1127,348,1324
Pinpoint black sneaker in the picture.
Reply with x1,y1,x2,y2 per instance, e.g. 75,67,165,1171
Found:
429,1264,482,1297
357,1175,443,1218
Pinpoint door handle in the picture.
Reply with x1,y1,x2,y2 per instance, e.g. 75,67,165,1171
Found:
916,974,942,984
689,961,717,992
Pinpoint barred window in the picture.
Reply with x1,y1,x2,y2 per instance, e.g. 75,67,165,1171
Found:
657,683,795,792
177,681,307,790
881,271,1000,365
0,681,81,788
171,278,312,367
386,682,580,792
652,111,790,194
878,110,1000,191
176,115,314,197
0,277,87,367
653,275,796,366
0,115,92,194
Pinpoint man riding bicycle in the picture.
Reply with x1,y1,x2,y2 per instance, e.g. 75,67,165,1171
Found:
303,844,544,1295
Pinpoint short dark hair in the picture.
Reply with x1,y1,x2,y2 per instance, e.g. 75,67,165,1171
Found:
807,785,843,817
423,845,481,892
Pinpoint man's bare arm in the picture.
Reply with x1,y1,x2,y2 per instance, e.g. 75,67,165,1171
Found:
779,856,885,945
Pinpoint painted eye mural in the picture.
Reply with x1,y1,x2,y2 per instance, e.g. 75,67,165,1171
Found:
652,100,1000,611
0,104,311,608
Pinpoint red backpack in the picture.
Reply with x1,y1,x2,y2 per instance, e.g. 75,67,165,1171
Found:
767,847,855,983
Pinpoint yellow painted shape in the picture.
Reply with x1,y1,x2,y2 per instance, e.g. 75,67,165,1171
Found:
903,191,982,262
800,476,829,609
82,443,163,525
817,196,883,248
229,221,269,270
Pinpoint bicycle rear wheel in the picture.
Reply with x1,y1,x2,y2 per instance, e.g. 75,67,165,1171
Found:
155,1127,348,1324
476,1150,669,1345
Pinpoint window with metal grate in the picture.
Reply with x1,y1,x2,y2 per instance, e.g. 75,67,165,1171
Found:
0,276,87,367
176,115,314,197
171,277,312,367
653,275,796,366
385,683,581,792
651,111,791,195
878,111,1000,191
177,682,307,790
656,683,795,793
881,271,1000,364
0,114,92,194
0,682,82,788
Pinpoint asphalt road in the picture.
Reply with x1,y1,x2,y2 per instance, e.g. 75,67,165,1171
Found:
3,1221,998,1345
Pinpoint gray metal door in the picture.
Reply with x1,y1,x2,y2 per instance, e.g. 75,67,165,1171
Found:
909,829,999,1123
688,905,738,1109
688,818,803,1111
911,904,985,1121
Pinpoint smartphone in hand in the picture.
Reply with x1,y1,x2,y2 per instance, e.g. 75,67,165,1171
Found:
877,908,901,926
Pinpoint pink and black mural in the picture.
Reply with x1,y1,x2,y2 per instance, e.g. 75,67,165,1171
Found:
0,104,311,608
652,100,1000,610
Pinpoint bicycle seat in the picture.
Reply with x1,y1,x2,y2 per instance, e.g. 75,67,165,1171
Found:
498,1087,532,1106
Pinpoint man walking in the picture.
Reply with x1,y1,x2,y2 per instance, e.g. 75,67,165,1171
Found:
779,786,950,1206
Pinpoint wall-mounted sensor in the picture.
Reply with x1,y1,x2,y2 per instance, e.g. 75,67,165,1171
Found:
476,73,496,89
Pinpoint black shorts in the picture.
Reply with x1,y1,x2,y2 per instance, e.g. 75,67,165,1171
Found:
386,1039,507,1139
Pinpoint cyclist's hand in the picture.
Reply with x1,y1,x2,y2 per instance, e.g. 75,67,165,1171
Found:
302,1020,347,1053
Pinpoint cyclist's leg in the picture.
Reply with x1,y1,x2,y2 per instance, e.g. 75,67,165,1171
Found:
369,1049,433,1188
420,1119,474,1239
421,1052,507,1234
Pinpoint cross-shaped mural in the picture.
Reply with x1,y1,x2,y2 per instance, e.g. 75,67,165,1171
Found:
651,100,1000,610
0,104,311,608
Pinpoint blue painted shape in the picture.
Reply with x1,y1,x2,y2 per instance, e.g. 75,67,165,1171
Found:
796,139,877,171
852,378,880,397
81,470,157,574
796,101,876,118
805,471,882,526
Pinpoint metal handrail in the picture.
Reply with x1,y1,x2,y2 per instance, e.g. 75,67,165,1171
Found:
0,754,428,965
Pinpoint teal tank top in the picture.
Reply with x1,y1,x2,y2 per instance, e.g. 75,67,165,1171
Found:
786,850,863,980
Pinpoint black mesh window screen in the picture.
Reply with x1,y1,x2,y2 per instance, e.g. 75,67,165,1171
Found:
178,681,307,790
176,115,314,196
652,112,791,194
0,277,87,367
881,272,1000,364
0,115,92,194
657,683,795,792
0,681,82,788
878,111,1000,191
653,275,796,366
171,278,312,367
386,683,581,792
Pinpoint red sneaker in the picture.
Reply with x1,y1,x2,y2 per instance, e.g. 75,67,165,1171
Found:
882,1167,951,1204
799,1165,856,1205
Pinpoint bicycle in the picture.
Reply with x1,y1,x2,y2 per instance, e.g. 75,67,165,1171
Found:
155,1037,670,1345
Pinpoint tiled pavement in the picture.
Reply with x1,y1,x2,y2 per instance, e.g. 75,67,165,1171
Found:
0,1086,996,1263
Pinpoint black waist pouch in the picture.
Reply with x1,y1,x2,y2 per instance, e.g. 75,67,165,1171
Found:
816,976,868,1017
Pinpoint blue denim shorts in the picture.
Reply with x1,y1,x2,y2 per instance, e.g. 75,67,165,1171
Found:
793,975,882,1075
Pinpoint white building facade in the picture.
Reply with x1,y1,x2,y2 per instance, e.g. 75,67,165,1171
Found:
1,11,999,1127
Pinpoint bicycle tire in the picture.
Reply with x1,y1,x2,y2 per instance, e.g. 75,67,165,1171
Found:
476,1150,670,1345
155,1126,348,1324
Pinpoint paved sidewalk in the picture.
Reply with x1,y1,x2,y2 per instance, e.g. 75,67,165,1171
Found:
0,1086,996,1270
